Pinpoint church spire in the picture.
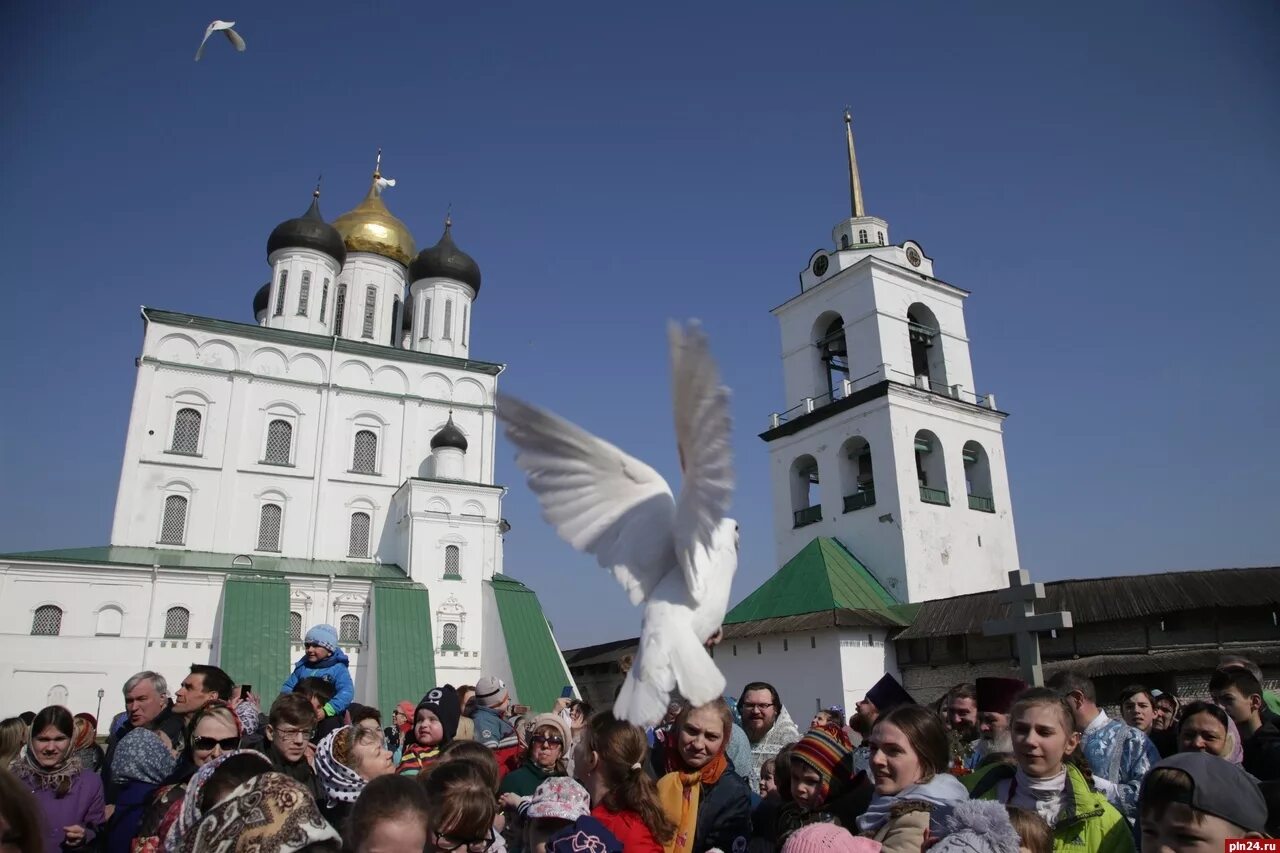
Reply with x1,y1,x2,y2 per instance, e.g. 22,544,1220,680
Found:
844,108,866,218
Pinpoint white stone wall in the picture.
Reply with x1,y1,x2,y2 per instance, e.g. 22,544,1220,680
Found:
409,278,477,360
713,629,846,719
334,254,407,345
265,248,343,336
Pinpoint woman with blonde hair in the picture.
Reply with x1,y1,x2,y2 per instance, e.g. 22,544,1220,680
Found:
0,717,28,769
657,698,752,853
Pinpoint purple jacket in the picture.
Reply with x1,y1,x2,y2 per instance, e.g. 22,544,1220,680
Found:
27,770,106,852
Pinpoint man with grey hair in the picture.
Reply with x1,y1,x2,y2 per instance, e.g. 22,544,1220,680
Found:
101,671,186,804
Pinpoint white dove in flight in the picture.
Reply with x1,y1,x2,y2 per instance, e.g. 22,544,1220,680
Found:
374,175,396,196
497,321,738,727
194,20,246,62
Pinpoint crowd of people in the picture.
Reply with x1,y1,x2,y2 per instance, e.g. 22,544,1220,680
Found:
1,622,1277,853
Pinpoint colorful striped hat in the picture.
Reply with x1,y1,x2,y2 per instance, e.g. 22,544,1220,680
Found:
790,724,854,801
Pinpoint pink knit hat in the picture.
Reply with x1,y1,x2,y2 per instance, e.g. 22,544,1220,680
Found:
782,824,883,853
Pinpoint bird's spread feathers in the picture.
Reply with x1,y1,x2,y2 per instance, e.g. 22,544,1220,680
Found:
497,321,737,726
375,176,397,195
195,20,246,62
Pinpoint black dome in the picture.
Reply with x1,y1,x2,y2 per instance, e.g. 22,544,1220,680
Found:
409,221,481,295
253,282,270,317
267,193,347,266
430,414,468,452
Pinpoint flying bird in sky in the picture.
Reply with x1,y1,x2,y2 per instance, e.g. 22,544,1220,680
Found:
194,20,246,62
497,321,738,727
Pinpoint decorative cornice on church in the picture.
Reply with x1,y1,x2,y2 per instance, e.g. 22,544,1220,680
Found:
144,308,505,376
776,254,970,314
0,545,408,580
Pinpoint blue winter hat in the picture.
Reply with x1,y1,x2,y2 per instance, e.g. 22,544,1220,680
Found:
305,623,339,652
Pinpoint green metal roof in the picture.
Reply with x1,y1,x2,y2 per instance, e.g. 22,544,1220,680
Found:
219,576,291,695
373,581,436,715
488,574,572,713
0,546,407,580
724,537,901,624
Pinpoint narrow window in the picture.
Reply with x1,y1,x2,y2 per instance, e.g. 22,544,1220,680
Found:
319,279,329,324
840,234,850,249
289,611,302,642
164,606,190,640
858,229,868,244
352,430,378,474
421,297,432,340
274,270,288,316
339,614,361,644
31,605,62,636
877,231,885,245
361,285,377,338
159,495,188,545
442,300,453,340
298,271,311,316
257,503,283,552
334,284,347,335
390,297,402,346
462,304,469,346
348,511,371,557
263,419,292,464
444,544,460,577
170,407,201,454
442,623,459,647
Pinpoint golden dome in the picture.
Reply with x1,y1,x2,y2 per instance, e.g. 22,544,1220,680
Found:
332,177,416,265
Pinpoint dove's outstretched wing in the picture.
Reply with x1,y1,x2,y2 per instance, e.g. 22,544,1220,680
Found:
195,21,243,61
222,26,246,52
497,393,678,605
668,321,734,602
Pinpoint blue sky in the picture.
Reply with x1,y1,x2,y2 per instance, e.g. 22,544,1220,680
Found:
2,1,1277,650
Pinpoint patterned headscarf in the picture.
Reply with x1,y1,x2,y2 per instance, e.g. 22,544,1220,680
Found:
72,714,99,753
10,745,82,795
113,727,178,785
186,772,340,853
315,726,365,806
165,749,264,853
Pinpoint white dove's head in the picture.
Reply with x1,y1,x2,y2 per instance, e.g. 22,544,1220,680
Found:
718,517,740,553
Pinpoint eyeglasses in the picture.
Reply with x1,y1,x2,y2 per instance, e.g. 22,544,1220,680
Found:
530,735,564,747
272,727,313,742
193,736,241,752
741,703,775,712
432,828,496,852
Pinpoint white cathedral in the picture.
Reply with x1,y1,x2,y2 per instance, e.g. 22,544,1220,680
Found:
0,163,576,727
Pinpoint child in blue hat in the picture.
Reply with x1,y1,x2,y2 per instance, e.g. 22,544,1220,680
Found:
280,623,354,719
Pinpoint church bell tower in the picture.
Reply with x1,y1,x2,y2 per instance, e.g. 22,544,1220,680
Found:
761,110,1020,604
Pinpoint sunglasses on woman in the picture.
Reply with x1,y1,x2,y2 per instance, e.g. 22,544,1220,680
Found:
432,828,496,852
530,735,564,747
193,736,241,751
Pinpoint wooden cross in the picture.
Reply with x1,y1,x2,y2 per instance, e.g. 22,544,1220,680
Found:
982,569,1073,686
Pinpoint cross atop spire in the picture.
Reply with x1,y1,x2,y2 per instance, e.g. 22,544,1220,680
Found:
313,174,322,198
844,107,866,219
374,147,382,177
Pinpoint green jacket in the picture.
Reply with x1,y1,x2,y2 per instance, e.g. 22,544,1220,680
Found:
966,763,1134,853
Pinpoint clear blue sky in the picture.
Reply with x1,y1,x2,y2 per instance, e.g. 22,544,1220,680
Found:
2,1,1277,650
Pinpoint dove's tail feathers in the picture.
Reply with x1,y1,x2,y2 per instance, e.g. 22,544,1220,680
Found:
614,668,671,729
668,626,725,709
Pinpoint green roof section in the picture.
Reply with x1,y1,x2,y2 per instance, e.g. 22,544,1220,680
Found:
373,581,435,715
724,537,900,624
0,546,406,580
219,576,291,695
488,574,572,713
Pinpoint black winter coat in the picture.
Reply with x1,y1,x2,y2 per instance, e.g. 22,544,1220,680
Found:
691,768,753,853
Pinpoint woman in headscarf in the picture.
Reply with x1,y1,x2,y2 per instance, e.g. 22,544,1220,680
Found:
72,713,105,773
104,727,178,853
315,725,394,828
1177,700,1245,764
657,698,753,853
184,771,339,852
161,750,262,852
8,705,105,853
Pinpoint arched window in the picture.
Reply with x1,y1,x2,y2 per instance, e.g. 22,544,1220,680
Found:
444,544,461,577
361,285,377,339
319,279,330,324
263,419,293,465
274,271,288,316
164,606,190,639
352,430,378,474
31,605,62,636
840,234,850,249
790,455,822,527
442,623,459,647
334,284,347,335
963,441,995,512
840,436,875,512
390,297,402,346
877,231,885,245
442,300,453,341
289,611,302,642
858,229,868,244
907,303,947,389
257,503,283,552
96,606,123,636
914,430,949,505
815,314,849,400
421,297,432,340
348,511,371,558
170,408,202,454
298,271,311,316
339,614,361,644
159,494,188,545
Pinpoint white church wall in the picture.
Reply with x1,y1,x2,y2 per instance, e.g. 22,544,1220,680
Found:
335,254,408,346
410,279,476,360
266,249,343,337
714,630,845,719
870,271,975,396
837,627,899,712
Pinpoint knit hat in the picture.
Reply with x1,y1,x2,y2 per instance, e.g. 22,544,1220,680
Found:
782,823,881,853
304,623,339,652
416,685,461,743
527,777,592,822
475,675,508,709
1140,752,1268,834
864,674,914,713
929,800,1021,853
528,713,571,748
975,677,1026,715
547,816,624,853
790,725,854,803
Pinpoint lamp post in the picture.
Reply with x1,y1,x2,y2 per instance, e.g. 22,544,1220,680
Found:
95,689,105,731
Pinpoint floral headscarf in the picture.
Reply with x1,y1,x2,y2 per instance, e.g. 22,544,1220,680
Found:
112,727,178,785
315,726,365,806
165,749,265,853
72,714,98,753
9,745,82,795
186,772,339,853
